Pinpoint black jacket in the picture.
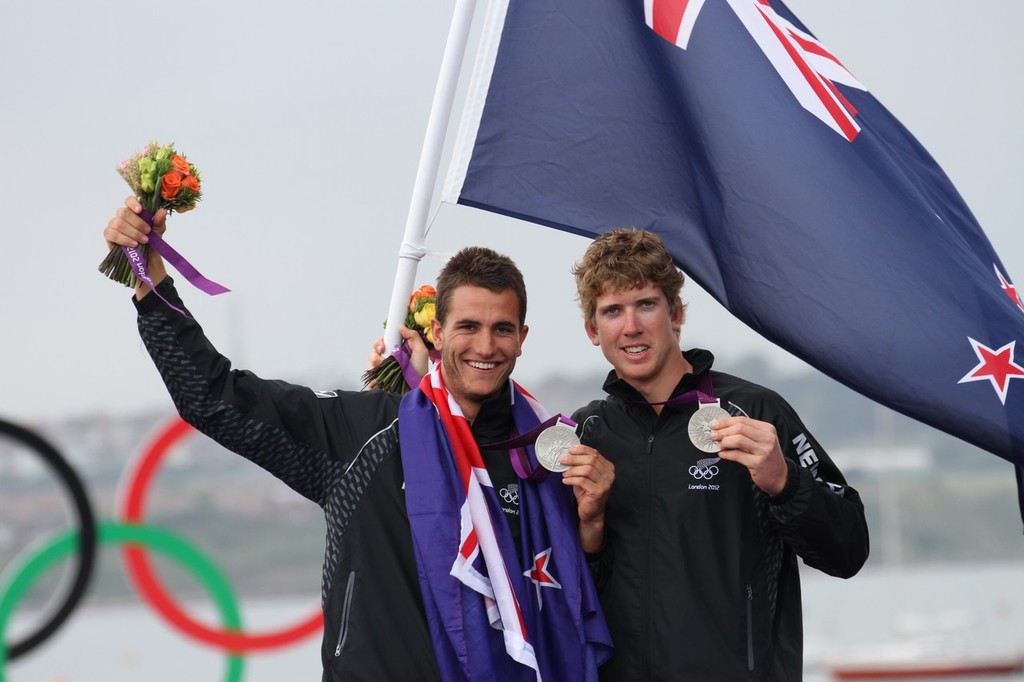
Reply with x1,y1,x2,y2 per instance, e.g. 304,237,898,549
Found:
135,278,522,682
574,349,869,681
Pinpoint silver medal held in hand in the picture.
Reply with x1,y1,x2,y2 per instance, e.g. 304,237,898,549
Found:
688,400,730,453
534,423,579,472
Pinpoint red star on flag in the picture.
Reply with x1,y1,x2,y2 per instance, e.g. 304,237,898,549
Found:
995,265,1024,314
523,547,562,610
958,338,1024,404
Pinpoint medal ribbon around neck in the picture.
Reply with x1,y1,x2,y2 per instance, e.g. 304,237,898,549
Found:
626,372,716,407
480,414,578,481
624,373,728,453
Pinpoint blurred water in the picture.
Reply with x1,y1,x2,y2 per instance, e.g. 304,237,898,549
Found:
4,598,323,681
5,561,1024,681
803,560,1024,682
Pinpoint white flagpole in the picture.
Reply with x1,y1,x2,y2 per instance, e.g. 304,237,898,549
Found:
383,0,479,352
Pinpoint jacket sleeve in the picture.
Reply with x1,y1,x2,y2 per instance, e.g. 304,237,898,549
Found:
133,278,396,507
761,394,870,579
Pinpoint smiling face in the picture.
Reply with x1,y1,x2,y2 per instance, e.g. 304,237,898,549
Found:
585,284,690,403
431,285,528,423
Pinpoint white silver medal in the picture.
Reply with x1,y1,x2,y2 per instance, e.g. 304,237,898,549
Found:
534,423,579,472
687,400,730,453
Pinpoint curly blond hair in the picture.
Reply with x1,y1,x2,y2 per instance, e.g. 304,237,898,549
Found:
572,228,686,325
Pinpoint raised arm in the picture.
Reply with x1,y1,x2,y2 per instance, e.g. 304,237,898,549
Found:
102,199,397,506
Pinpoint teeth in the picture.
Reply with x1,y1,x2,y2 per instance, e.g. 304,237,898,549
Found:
624,346,648,354
468,361,498,370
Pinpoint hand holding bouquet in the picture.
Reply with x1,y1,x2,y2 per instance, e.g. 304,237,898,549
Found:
363,284,438,393
99,141,202,288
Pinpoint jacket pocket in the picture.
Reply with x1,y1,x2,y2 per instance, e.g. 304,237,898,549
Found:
333,571,357,658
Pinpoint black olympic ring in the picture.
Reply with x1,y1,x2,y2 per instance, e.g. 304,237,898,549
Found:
0,419,98,660
688,465,719,479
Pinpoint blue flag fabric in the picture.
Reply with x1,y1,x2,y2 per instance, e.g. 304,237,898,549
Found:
444,0,1024,523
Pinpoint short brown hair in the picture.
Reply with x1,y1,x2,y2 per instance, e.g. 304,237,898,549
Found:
436,246,528,325
572,228,686,324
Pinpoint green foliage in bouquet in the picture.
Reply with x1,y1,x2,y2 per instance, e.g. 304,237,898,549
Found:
99,141,202,287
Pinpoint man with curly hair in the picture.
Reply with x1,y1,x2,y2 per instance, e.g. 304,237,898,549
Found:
572,228,869,681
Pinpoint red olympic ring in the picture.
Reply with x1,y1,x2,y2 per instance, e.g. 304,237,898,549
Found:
118,415,323,651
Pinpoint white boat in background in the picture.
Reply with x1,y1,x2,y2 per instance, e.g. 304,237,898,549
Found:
824,644,1024,680
818,608,1024,680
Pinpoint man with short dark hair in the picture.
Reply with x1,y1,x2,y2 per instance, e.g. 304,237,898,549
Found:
102,197,613,681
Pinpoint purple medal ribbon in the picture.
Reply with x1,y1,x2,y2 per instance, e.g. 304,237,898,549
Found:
627,372,716,407
481,414,578,482
123,210,230,318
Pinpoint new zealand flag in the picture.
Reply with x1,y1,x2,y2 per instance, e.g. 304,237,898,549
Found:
443,0,1024,524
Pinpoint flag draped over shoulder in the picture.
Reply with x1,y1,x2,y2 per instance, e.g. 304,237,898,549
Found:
443,0,1024,521
399,365,612,681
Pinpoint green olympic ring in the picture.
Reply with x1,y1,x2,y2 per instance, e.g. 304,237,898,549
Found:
0,521,246,682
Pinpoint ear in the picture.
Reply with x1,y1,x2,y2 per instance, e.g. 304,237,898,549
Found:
671,298,685,334
516,324,529,357
430,317,444,350
584,318,600,346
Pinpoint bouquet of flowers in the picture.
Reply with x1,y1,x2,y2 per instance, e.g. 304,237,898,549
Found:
99,141,202,288
362,284,438,393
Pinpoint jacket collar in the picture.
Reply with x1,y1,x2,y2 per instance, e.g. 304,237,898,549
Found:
471,381,514,443
602,348,716,402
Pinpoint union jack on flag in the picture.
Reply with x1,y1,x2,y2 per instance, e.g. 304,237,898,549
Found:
645,0,864,140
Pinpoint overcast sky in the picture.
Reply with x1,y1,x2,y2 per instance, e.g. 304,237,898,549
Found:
1,1,1020,424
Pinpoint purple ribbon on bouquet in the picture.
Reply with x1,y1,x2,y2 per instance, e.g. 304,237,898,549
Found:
391,339,428,391
122,210,230,317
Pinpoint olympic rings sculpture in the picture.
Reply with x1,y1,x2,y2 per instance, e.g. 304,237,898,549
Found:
0,521,246,682
116,416,323,651
0,415,323,678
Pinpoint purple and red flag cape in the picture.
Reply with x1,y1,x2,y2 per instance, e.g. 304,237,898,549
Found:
443,0,1024,525
399,366,612,680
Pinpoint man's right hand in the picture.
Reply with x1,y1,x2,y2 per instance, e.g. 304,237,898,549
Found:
103,196,169,299
368,325,431,379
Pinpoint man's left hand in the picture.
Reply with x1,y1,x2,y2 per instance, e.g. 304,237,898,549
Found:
711,417,789,496
560,445,614,552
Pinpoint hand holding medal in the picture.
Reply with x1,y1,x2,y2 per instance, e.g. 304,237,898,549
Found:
542,423,614,553
535,422,579,472
687,400,731,453
692,407,791,497
484,417,613,551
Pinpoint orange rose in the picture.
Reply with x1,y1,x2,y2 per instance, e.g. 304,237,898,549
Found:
181,173,199,193
408,284,437,311
161,171,182,200
170,154,190,175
